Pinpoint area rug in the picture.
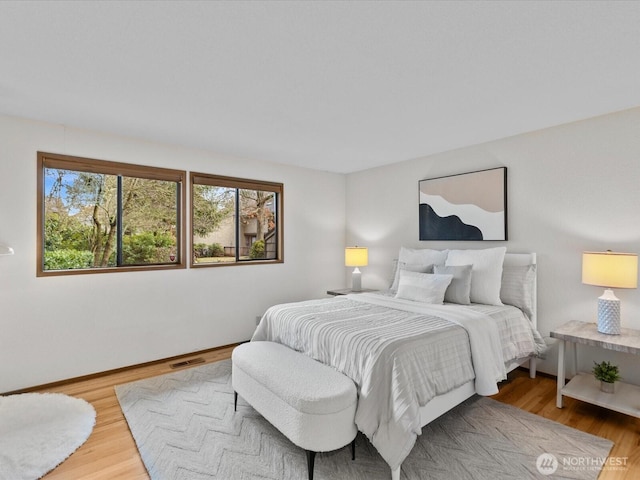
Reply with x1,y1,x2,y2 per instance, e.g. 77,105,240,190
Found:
0,392,96,480
115,360,614,480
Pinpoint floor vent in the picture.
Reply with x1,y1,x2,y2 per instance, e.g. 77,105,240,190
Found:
169,357,206,369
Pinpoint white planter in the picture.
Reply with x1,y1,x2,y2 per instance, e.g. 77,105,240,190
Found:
600,381,616,394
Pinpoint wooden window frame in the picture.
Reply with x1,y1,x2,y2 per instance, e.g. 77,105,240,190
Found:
37,152,187,277
190,172,284,267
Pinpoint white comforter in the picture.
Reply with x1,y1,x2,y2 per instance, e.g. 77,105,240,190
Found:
251,293,542,471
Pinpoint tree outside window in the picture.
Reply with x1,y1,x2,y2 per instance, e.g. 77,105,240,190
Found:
190,173,283,266
37,152,186,276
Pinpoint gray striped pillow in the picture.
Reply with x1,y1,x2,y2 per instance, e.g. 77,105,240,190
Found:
500,264,536,319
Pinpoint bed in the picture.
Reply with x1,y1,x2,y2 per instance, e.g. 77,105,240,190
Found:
252,249,545,480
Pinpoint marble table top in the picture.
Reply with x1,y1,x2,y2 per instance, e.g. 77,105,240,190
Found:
550,320,640,355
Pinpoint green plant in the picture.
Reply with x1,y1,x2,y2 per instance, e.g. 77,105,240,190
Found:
249,239,265,259
44,249,94,270
193,243,208,258
122,232,174,264
209,243,225,257
193,243,225,258
592,361,621,383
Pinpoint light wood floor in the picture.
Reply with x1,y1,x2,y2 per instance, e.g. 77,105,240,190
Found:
18,346,638,479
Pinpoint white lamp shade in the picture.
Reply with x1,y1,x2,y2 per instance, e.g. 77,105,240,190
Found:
582,251,638,289
345,247,368,267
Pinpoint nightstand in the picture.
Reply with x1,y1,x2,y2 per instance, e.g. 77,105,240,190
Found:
551,320,640,418
326,288,377,296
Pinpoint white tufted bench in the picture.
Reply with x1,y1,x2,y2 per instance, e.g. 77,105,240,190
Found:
232,341,358,480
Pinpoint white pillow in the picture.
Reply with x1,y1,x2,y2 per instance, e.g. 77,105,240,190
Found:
398,247,448,266
390,262,434,292
395,270,453,304
445,247,507,305
434,264,472,305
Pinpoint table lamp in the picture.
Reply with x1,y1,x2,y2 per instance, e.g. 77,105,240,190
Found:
345,247,368,292
582,251,638,334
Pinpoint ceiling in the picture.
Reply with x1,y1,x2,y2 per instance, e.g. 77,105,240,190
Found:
1,1,639,174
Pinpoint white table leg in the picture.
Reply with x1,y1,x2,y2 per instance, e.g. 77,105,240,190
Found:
556,339,565,408
572,341,578,377
391,466,401,480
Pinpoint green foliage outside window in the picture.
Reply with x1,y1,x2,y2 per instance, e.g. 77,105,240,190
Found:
44,250,94,270
190,173,282,266
193,242,225,259
249,239,265,259
122,232,175,265
38,152,185,275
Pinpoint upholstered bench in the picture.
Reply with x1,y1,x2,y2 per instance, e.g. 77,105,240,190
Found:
232,341,358,480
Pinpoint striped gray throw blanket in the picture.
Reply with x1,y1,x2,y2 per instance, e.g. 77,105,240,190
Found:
252,292,543,471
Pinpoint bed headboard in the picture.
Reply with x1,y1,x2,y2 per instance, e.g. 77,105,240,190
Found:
503,253,537,328
503,252,536,267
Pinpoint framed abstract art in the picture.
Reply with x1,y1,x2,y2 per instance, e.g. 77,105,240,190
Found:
419,167,507,241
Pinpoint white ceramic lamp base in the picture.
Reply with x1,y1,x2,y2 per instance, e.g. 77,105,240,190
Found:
597,289,621,335
351,267,362,292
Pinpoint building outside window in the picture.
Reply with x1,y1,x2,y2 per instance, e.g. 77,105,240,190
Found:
190,172,283,266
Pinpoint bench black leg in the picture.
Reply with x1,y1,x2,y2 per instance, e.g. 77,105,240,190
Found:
234,391,238,412
305,440,354,479
305,450,316,480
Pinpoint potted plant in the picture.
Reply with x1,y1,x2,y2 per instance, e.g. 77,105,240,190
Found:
592,361,621,393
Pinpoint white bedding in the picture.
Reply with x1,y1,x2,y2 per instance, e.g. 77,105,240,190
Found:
251,292,545,471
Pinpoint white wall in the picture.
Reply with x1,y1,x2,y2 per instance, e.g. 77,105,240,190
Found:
346,107,640,383
0,114,346,392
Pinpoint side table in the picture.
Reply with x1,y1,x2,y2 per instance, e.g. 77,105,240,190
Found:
326,288,377,296
551,320,640,418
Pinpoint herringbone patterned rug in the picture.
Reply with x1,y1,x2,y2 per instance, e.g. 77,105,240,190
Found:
115,360,613,480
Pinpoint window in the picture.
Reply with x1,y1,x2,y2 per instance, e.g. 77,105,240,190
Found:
191,173,283,266
37,152,186,276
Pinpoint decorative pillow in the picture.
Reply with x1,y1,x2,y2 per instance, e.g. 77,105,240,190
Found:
445,247,507,305
398,247,448,266
390,262,434,292
395,270,453,304
501,264,536,319
389,259,399,289
434,264,472,304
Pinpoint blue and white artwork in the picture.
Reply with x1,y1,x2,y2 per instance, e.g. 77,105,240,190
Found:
419,167,507,241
